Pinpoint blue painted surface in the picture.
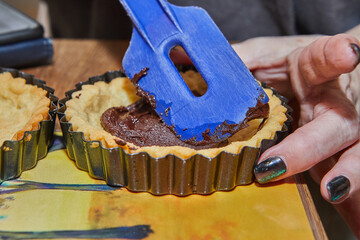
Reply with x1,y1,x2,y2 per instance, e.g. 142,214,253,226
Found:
0,180,118,195
0,225,153,239
0,180,151,239
0,136,151,239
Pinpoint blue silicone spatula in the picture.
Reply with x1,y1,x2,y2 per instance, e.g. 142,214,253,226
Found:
119,0,269,145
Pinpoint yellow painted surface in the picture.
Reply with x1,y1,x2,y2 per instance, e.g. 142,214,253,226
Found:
0,149,314,240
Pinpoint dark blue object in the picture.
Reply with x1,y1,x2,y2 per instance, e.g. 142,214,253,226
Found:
0,225,153,239
120,0,269,144
0,38,53,68
0,1,44,46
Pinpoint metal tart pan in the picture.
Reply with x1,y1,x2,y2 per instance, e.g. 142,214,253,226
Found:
58,70,292,196
0,67,58,181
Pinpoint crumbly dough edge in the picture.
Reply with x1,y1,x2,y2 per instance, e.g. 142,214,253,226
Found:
65,75,288,159
0,72,51,145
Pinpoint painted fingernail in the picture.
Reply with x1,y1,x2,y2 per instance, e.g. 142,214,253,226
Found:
350,43,360,67
327,175,350,202
254,156,287,184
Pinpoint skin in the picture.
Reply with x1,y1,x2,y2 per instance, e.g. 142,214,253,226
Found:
232,27,360,238
256,33,359,187
171,26,360,237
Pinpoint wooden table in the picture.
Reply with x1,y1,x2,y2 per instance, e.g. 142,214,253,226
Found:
1,39,328,239
24,39,129,100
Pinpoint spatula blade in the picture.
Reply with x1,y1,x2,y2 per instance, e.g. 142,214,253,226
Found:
120,0,269,145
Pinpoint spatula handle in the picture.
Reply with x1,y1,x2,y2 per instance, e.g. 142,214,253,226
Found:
119,0,180,49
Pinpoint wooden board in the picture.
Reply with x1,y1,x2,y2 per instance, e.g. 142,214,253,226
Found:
25,39,128,99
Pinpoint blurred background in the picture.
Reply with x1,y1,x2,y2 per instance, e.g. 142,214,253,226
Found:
3,0,52,37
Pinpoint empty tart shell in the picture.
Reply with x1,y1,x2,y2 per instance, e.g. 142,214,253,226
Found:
0,67,57,181
58,70,292,196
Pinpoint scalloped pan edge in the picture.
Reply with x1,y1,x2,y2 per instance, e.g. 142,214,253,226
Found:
58,70,292,196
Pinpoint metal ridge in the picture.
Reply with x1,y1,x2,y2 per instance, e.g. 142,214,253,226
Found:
0,67,58,181
58,70,292,196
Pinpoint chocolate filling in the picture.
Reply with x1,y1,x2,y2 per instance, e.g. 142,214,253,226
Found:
101,98,219,150
181,99,269,147
100,68,269,149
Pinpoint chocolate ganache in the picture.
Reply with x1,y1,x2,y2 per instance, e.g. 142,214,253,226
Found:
101,98,221,149
100,68,269,149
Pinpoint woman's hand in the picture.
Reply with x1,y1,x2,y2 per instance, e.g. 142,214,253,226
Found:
251,34,360,202
233,33,360,238
232,35,321,98
173,35,359,205
172,33,360,236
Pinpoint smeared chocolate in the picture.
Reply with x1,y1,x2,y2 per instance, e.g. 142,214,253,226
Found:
246,99,270,123
180,100,269,146
101,99,220,149
115,138,126,146
101,98,269,149
130,68,156,109
102,68,269,148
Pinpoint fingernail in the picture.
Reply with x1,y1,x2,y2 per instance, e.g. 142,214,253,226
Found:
254,156,287,184
350,43,360,67
327,175,350,202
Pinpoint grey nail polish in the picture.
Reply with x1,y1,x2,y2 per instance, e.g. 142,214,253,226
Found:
350,43,360,67
327,175,350,202
254,156,287,184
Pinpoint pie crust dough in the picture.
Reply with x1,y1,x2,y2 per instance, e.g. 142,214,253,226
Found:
65,71,288,159
0,72,50,145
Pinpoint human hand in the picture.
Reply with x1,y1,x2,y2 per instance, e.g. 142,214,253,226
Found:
232,35,321,99
231,35,321,69
251,34,360,205
170,34,360,204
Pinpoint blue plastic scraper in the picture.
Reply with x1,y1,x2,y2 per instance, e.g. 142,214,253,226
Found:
119,0,269,146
